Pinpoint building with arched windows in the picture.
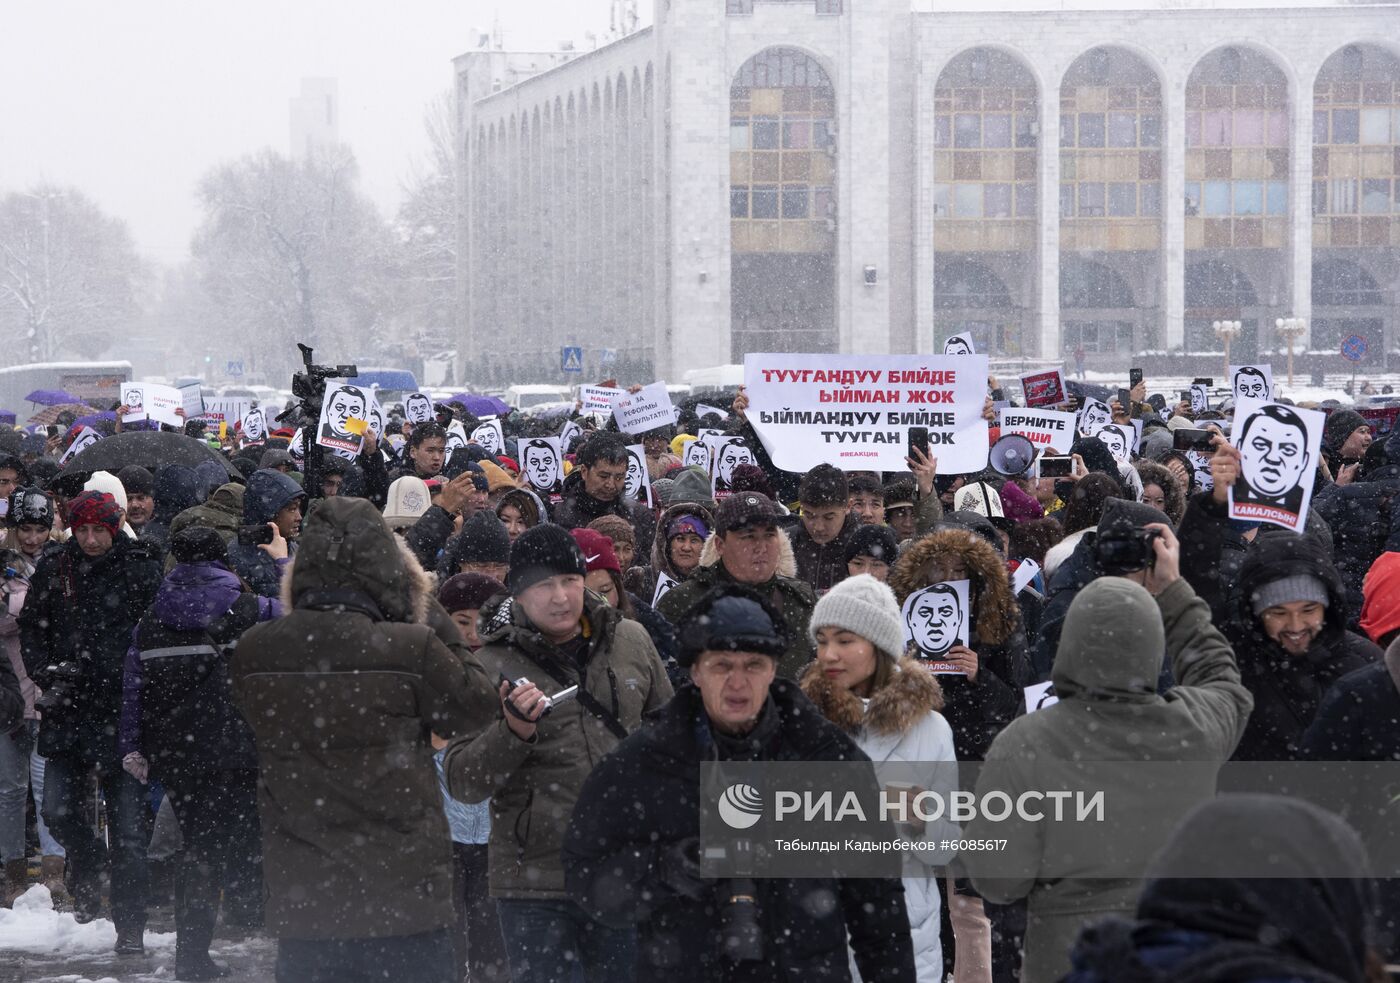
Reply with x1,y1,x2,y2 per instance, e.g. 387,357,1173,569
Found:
455,0,1400,382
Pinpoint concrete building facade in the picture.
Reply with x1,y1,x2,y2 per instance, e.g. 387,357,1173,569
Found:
454,1,1400,383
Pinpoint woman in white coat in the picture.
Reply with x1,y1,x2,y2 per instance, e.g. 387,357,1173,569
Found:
800,574,958,983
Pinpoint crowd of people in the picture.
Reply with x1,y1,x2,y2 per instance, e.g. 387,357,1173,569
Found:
0,371,1396,983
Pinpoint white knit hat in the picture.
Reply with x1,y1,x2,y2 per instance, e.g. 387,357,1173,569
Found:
384,476,432,529
809,574,907,662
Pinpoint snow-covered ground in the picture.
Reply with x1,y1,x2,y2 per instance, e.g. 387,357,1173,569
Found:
0,887,277,983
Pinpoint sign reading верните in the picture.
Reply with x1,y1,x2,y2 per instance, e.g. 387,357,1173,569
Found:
744,354,990,473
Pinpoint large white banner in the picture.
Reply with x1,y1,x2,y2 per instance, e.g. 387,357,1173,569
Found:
744,354,990,473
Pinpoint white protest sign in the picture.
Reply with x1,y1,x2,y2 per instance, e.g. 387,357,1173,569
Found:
707,435,757,498
1227,399,1324,532
1077,398,1113,437
581,385,624,416
610,383,677,435
901,579,971,675
998,408,1076,455
403,392,437,425
1011,558,1041,596
121,383,182,428
1188,450,1213,492
1024,681,1059,714
470,419,505,456
289,428,305,460
696,403,728,420
1190,385,1210,415
445,420,468,455
624,444,653,508
59,426,103,466
240,408,267,445
1096,422,1137,462
652,572,679,607
199,398,251,427
178,383,205,421
316,381,369,456
367,392,385,440
744,354,990,474
943,332,975,355
560,419,584,454
682,439,710,471
1230,365,1273,403
519,436,564,495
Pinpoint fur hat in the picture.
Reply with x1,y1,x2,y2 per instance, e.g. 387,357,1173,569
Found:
809,574,906,662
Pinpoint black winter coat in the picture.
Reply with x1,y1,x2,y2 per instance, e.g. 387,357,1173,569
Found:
563,682,915,983
788,511,860,595
19,535,163,762
1227,532,1380,761
553,469,656,561
1311,473,1400,626
1176,492,1249,628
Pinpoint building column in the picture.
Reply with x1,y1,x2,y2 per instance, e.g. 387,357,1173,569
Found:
1289,73,1314,339
1163,78,1186,351
1037,84,1060,360
913,66,936,355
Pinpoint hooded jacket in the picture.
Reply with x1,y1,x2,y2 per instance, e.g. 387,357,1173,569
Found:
165,482,245,571
801,660,956,981
966,577,1252,983
553,468,656,562
443,589,673,900
627,501,715,602
228,468,304,598
229,496,497,941
1227,531,1380,761
888,529,1029,761
561,681,916,983
119,560,279,773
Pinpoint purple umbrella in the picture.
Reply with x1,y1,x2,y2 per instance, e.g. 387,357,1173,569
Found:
25,389,85,406
444,393,511,417
74,412,118,427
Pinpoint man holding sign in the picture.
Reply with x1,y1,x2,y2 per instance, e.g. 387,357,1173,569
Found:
1227,400,1324,530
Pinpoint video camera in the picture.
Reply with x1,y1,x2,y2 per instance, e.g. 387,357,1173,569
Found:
290,343,357,414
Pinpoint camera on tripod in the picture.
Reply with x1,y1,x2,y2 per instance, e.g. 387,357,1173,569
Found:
290,343,358,413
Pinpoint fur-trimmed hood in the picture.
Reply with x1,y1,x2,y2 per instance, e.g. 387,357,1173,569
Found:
888,528,1017,645
798,657,945,738
697,527,798,578
1133,459,1186,526
281,496,436,625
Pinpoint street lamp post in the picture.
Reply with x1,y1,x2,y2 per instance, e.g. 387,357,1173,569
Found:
1275,317,1307,389
1212,319,1241,382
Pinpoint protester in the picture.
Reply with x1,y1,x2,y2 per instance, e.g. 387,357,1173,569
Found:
626,500,714,602
439,509,512,583
562,585,917,982
444,523,673,983
227,468,304,598
848,473,885,526
118,465,167,551
552,433,656,561
801,575,956,980
20,490,162,948
657,492,816,678
845,523,899,582
230,496,497,983
789,464,860,592
883,481,918,542
1133,459,1185,525
119,526,281,979
586,513,637,572
398,421,449,480
571,527,678,671
495,486,546,542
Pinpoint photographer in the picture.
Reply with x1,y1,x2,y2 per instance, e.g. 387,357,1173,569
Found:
562,585,915,983
18,491,162,950
227,467,305,599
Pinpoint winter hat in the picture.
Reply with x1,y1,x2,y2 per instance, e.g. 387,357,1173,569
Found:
116,465,154,498
438,572,505,614
715,491,781,535
67,491,122,535
383,476,432,529
728,463,776,501
882,482,916,512
478,459,516,493
809,574,906,662
1069,435,1118,477
457,510,512,567
676,585,787,668
170,525,228,565
1323,409,1367,451
799,463,848,506
588,514,636,553
570,528,620,573
668,514,711,542
498,456,520,477
1250,574,1330,616
953,482,1008,527
1166,415,1195,432
1360,551,1400,644
259,448,294,470
844,524,899,567
669,466,716,509
998,479,1044,524
651,477,676,507
83,470,128,514
670,433,697,458
507,523,587,595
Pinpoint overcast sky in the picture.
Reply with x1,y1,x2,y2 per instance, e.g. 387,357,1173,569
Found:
0,0,638,266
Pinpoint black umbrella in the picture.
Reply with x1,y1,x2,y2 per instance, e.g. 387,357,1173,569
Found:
63,431,244,483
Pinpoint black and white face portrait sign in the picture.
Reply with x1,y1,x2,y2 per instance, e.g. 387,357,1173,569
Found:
404,392,436,426
560,420,584,455
711,436,756,492
521,437,564,495
901,580,970,674
943,333,975,356
59,426,102,466
445,421,468,455
1078,398,1112,437
624,444,652,507
471,419,504,456
682,439,710,471
1228,399,1323,531
368,396,385,440
1231,365,1273,403
1190,385,1210,415
241,409,267,444
317,383,368,454
1097,422,1134,463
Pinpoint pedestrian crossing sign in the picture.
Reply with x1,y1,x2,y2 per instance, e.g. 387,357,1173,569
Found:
561,346,583,373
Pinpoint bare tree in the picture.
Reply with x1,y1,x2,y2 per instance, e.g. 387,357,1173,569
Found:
394,91,459,349
191,147,395,379
0,186,146,363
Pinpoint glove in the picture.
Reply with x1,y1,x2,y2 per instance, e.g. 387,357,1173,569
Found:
658,837,709,900
122,751,149,785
